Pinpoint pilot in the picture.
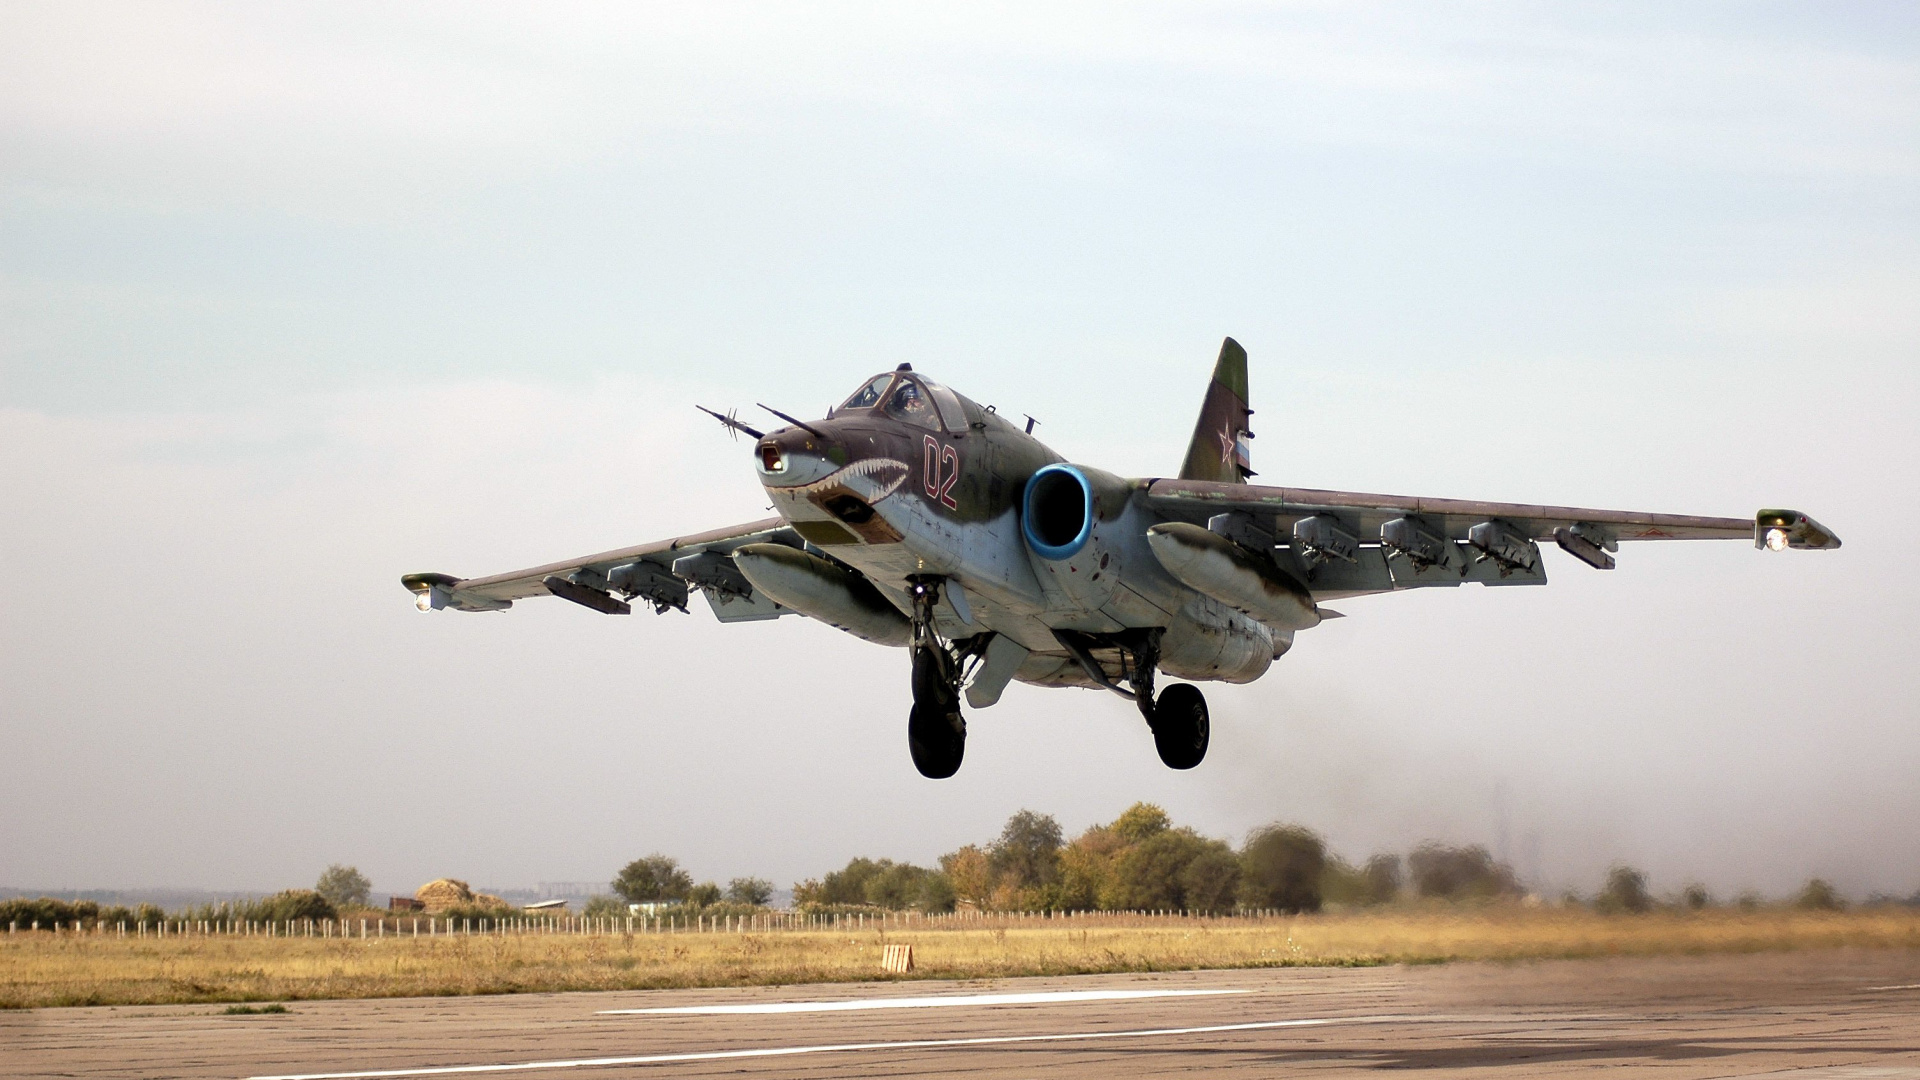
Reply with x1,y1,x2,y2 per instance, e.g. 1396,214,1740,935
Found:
891,381,930,417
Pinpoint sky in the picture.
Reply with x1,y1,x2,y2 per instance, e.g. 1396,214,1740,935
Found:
2,2,1917,903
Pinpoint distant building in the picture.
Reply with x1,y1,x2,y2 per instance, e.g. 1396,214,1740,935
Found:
389,896,425,912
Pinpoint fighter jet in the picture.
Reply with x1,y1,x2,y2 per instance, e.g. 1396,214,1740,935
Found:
403,339,1839,779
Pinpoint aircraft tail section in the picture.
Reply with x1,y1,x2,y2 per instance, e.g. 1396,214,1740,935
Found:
1177,337,1254,482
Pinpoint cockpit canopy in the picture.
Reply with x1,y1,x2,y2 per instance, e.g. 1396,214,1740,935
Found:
838,369,968,432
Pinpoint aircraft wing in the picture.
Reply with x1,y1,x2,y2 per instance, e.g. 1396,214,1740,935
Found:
1145,478,1838,598
401,517,801,622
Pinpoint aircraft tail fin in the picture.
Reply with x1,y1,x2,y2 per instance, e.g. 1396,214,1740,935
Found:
1177,337,1254,483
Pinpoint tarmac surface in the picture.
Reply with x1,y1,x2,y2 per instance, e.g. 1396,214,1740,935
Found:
5,949,1920,1078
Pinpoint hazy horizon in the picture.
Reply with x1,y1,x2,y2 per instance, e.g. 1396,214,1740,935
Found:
4,4,1916,906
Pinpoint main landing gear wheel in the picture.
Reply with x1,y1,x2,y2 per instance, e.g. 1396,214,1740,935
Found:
908,644,966,779
1150,682,1209,770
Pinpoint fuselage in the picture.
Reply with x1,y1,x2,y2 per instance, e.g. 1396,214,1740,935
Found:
751,367,1279,689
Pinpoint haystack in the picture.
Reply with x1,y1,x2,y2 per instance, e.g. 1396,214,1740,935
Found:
415,879,514,912
415,879,474,912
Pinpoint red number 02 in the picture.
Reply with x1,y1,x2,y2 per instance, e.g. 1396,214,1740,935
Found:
923,434,961,510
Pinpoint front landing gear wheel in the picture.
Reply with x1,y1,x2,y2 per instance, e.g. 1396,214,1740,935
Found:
1151,683,1209,770
908,645,966,779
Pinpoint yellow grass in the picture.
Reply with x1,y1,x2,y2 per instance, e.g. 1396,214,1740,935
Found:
4,908,1918,1009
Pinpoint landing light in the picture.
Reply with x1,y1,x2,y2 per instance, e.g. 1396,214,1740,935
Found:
414,590,432,612
1765,527,1789,552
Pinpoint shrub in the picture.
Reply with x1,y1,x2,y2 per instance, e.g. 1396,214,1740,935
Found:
687,882,723,908
252,890,339,922
1682,884,1712,911
1795,878,1844,911
0,897,92,927
1238,824,1325,914
1595,866,1652,915
582,895,629,919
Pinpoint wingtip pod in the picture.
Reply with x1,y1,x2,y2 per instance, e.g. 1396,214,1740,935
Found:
1754,510,1841,551
400,572,511,612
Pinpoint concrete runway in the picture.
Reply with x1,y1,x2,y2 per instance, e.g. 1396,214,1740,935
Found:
6,950,1920,1078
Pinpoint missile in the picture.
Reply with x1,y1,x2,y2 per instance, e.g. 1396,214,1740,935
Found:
731,543,913,646
1145,522,1321,631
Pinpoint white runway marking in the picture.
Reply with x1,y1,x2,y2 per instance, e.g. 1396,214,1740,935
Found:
598,987,1246,1015
1866,984,1920,991
246,1013,1417,1079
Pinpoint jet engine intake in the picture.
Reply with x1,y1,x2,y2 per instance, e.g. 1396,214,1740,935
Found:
1021,464,1093,560
732,543,912,646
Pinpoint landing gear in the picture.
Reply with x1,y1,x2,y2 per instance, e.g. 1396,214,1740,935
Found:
1149,683,1210,770
905,577,965,779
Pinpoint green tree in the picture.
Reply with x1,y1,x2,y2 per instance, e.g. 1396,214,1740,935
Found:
807,857,889,905
940,846,994,908
1111,802,1171,844
687,882,722,908
1406,843,1519,901
1319,857,1371,907
726,878,774,906
917,872,958,913
1105,829,1228,911
1681,883,1712,910
1595,865,1652,914
612,854,693,904
990,810,1064,890
1239,824,1325,914
1058,826,1123,911
315,864,371,907
863,862,945,910
1795,878,1844,910
1179,845,1242,912
1362,854,1403,904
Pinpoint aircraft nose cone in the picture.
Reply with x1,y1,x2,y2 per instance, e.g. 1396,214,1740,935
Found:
755,429,844,488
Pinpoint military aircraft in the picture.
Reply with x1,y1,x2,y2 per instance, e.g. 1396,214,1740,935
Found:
403,339,1839,779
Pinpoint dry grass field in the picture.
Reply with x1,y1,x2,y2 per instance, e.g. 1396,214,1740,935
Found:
4,908,1917,1009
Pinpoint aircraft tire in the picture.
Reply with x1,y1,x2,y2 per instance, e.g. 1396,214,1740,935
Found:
908,701,966,779
909,645,965,778
1152,683,1209,770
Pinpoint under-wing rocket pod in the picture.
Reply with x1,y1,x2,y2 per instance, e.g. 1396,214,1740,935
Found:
732,543,913,646
1145,522,1320,631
